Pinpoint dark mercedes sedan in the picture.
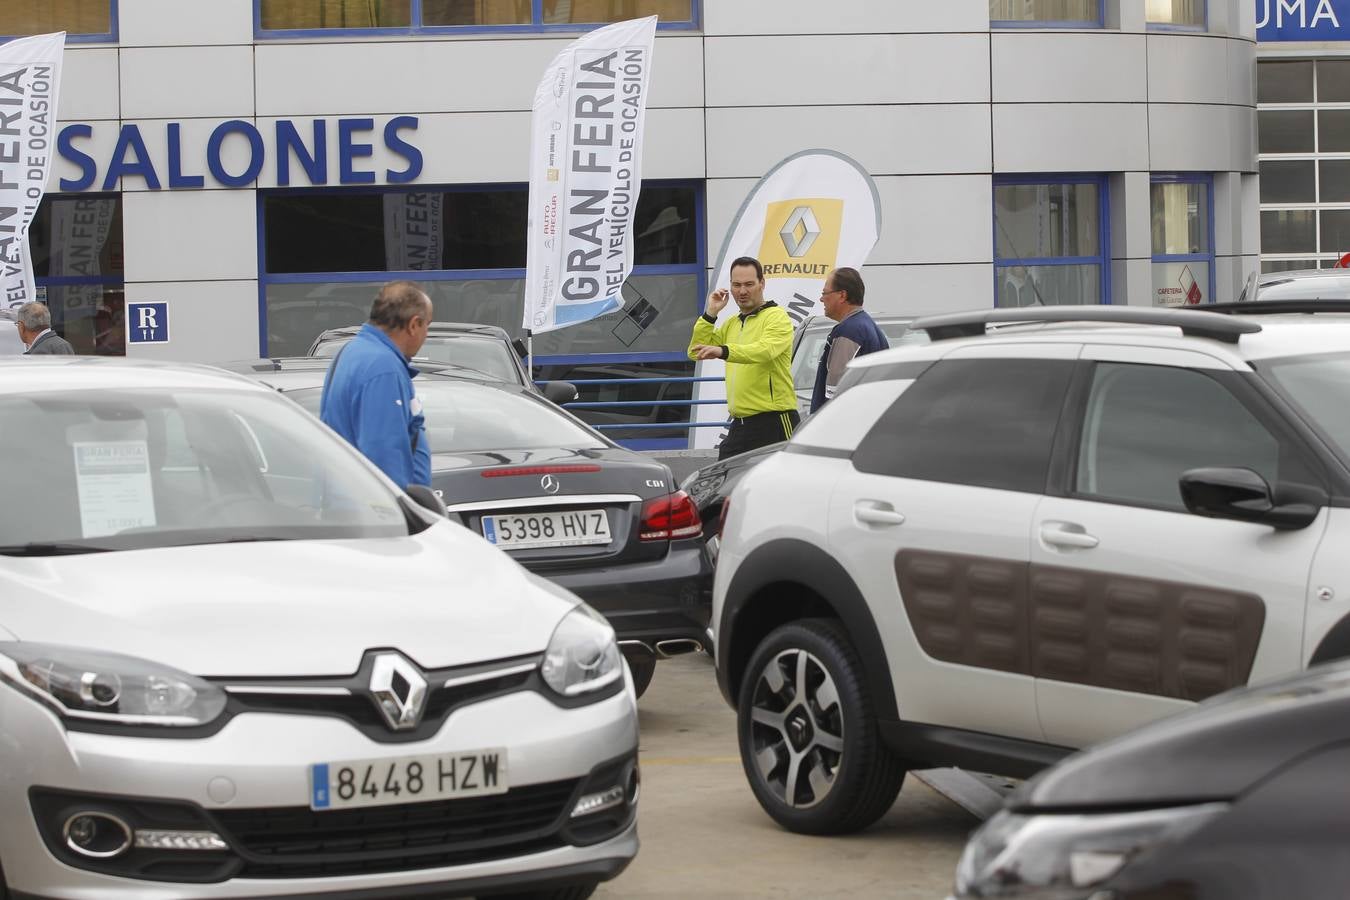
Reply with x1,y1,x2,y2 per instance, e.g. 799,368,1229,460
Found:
223,358,712,698
953,659,1350,900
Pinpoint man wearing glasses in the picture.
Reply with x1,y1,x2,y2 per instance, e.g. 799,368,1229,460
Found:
810,267,888,413
689,256,798,460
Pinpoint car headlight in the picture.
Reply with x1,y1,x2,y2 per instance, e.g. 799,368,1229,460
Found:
955,803,1229,899
0,643,227,727
540,606,622,697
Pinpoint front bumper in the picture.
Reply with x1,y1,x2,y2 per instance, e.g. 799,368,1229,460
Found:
537,541,713,653
0,673,638,899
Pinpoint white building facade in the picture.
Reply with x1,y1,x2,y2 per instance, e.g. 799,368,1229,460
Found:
12,0,1257,441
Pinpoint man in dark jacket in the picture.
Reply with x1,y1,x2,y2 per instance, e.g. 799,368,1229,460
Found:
320,281,432,489
810,267,888,413
16,302,75,355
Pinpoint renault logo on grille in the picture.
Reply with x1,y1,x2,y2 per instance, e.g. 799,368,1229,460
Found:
779,206,821,259
368,653,428,731
541,474,560,494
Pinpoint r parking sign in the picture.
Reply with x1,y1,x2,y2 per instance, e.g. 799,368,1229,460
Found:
127,302,169,344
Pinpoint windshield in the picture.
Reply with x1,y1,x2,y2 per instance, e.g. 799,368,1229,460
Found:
791,320,927,391
0,389,413,553
292,380,605,453
313,334,523,385
1260,351,1350,466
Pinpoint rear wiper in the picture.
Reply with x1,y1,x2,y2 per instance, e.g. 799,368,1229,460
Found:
0,542,115,557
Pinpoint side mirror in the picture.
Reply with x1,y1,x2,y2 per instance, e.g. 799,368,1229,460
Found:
541,380,579,404
405,484,448,518
512,338,528,358
1179,467,1323,530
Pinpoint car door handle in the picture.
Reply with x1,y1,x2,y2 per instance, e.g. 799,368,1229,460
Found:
1039,523,1099,550
855,502,905,526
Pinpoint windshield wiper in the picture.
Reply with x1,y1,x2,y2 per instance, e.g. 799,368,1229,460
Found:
421,363,500,381
0,542,115,557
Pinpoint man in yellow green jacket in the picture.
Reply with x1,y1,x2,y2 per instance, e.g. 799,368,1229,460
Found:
689,256,799,460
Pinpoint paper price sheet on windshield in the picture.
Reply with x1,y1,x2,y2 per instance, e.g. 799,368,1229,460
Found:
73,441,156,537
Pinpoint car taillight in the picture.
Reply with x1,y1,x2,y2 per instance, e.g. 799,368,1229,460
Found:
640,490,702,541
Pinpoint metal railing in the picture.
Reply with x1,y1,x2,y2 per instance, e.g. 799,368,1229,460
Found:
538,375,728,432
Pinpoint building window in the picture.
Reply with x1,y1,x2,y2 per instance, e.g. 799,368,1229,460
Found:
1145,0,1205,27
993,176,1109,306
1,1,116,42
1256,58,1350,271
29,194,125,355
1150,175,1213,306
257,0,697,33
989,0,1102,27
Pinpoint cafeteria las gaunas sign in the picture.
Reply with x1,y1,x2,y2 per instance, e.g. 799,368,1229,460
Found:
53,116,423,190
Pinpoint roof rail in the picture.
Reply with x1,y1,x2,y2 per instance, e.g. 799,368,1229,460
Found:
1202,300,1350,316
911,306,1262,344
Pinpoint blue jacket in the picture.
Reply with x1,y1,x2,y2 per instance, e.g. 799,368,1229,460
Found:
810,309,889,413
320,324,430,488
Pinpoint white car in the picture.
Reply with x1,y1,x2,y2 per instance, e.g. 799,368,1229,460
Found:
0,357,638,899
713,303,1350,835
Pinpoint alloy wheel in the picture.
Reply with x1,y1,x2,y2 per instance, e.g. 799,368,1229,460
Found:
747,648,845,809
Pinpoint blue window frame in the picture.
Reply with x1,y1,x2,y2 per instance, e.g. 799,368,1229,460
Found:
990,0,1103,28
993,174,1111,307
1145,0,1206,31
1150,173,1215,306
1,2,118,43
255,0,699,38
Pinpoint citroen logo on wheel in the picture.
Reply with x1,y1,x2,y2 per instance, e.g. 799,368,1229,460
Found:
779,206,821,259
541,474,561,494
368,652,428,732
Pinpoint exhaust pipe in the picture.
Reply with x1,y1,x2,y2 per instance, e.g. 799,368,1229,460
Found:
655,639,703,659
618,640,655,661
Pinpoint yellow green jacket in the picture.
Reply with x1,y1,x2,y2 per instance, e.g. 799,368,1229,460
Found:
688,301,796,418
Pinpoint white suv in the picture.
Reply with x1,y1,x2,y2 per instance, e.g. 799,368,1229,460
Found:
713,303,1350,835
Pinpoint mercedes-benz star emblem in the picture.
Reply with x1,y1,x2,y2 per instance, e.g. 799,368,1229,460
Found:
368,653,428,731
541,474,560,494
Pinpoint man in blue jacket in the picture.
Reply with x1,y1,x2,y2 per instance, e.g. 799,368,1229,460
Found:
320,280,432,488
810,267,889,414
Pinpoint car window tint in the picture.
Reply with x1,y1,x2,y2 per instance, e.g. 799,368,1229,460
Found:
1076,363,1299,510
853,358,1073,493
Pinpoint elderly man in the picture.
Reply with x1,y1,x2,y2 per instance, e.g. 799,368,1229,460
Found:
15,302,74,355
320,280,432,489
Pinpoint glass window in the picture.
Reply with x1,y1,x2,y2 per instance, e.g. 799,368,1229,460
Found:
1320,160,1350,203
1145,0,1204,26
536,359,694,442
1318,59,1350,103
1075,363,1310,511
1259,160,1315,203
1262,352,1350,470
1261,258,1320,273
1258,61,1313,104
1151,178,1211,307
994,179,1106,305
1318,110,1350,152
1261,210,1316,255
989,0,1100,24
853,358,1075,494
1,1,112,38
1259,110,1315,154
260,0,694,30
1320,210,1350,254
28,194,125,356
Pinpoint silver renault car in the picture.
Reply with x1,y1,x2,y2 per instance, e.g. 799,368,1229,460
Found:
0,357,638,899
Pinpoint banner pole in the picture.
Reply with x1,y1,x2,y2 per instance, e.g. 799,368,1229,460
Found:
525,329,534,385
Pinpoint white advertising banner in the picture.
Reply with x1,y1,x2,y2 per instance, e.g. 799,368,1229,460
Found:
383,192,444,272
523,16,657,335
0,32,64,312
691,150,883,449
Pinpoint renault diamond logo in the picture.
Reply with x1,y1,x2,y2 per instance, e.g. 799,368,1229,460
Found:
541,474,560,494
369,653,428,731
779,206,821,259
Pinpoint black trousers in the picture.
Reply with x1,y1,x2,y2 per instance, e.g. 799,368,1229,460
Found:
718,409,800,460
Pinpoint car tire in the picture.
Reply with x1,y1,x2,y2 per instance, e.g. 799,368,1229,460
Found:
488,882,596,900
628,655,656,699
737,618,906,835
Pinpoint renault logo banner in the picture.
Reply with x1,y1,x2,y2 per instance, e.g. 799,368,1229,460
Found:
690,150,882,449
0,32,64,312
523,16,657,335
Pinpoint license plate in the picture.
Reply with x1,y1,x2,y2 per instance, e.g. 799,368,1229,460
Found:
482,510,611,550
309,749,508,811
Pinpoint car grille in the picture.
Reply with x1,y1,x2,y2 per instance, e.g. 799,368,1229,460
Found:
212,778,580,878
